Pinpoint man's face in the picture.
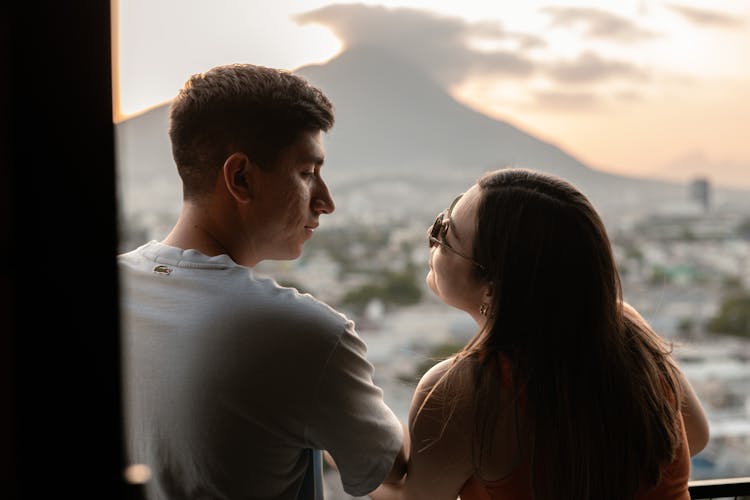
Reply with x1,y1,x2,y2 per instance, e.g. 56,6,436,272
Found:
250,130,335,262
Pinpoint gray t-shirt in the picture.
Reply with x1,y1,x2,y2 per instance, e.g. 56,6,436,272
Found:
119,241,403,499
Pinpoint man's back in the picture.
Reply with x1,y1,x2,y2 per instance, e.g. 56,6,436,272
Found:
120,241,403,499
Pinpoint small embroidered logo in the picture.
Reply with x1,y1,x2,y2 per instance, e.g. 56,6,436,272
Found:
153,265,173,276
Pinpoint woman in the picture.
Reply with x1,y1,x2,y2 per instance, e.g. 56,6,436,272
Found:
370,168,709,500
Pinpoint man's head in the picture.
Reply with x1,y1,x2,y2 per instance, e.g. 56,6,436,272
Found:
168,64,335,200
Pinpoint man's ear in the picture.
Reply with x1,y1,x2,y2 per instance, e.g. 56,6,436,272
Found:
222,152,254,202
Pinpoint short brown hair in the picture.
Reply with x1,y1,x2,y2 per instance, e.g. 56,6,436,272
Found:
168,64,334,199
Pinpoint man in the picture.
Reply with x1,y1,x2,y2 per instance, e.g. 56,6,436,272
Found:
119,64,407,499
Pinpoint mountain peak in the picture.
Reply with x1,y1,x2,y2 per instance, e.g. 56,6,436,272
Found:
296,46,593,180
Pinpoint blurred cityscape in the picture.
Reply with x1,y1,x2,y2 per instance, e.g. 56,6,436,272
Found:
120,174,750,497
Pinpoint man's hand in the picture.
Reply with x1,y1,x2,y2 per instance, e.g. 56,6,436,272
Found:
323,450,337,471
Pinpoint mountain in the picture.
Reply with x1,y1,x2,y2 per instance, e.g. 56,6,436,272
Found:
297,46,598,179
115,46,749,232
115,100,181,217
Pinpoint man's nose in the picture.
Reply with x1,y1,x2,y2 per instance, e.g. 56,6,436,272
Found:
313,181,335,214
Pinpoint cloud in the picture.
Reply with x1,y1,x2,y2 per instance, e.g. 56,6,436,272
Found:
295,3,653,108
666,4,745,29
533,90,600,110
471,20,546,50
546,51,649,84
540,6,659,42
615,89,643,102
293,3,536,85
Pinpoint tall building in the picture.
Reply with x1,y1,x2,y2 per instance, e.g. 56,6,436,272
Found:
691,176,711,212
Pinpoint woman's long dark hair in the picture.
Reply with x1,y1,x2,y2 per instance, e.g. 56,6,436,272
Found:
460,168,682,500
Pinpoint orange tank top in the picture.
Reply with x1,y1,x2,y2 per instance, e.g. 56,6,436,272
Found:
458,355,691,500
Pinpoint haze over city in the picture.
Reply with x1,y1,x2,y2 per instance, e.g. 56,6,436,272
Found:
113,0,750,188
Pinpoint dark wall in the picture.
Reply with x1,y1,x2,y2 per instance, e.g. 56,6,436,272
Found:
2,3,139,498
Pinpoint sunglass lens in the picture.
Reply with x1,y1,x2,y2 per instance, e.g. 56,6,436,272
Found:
429,214,443,247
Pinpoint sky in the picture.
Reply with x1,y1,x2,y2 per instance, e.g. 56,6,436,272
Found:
113,0,750,188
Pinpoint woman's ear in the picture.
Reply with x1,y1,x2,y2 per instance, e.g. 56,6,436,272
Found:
222,152,253,202
483,281,494,301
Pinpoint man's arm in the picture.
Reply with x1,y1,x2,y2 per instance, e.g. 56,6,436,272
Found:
323,422,407,483
307,320,412,497
381,422,409,483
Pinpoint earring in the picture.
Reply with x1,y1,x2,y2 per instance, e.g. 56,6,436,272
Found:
479,303,489,316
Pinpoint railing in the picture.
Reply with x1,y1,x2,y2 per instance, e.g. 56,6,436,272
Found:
688,477,750,499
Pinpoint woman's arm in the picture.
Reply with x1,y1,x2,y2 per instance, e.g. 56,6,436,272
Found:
624,301,710,456
369,357,474,500
675,365,710,456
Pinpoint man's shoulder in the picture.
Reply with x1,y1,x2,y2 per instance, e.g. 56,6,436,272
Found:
117,241,161,267
222,275,353,348
255,281,350,333
223,282,360,382
117,244,145,262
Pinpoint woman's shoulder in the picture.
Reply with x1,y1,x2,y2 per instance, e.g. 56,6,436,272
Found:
405,355,477,481
418,354,478,394
409,354,478,428
418,356,462,391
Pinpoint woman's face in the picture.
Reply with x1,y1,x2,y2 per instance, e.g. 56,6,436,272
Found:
426,183,489,320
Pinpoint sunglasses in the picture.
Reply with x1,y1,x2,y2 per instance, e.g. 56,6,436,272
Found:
428,194,487,272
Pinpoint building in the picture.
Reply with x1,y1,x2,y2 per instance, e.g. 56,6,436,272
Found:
691,176,711,212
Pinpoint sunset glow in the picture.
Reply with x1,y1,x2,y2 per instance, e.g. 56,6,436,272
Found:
113,0,750,187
